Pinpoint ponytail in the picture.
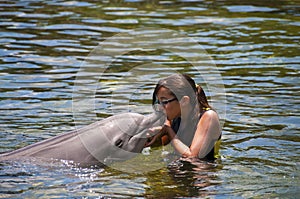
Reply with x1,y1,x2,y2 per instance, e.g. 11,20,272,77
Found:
195,84,212,114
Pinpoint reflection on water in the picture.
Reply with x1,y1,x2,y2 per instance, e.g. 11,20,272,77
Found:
0,158,222,198
0,0,299,198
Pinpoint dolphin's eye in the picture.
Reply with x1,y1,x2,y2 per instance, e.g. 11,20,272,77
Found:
115,139,123,148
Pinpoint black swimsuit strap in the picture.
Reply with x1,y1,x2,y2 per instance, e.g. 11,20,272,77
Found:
171,117,181,133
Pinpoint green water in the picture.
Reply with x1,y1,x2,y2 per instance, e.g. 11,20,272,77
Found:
0,0,299,198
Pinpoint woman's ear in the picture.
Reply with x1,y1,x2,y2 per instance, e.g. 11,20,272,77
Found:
179,96,190,106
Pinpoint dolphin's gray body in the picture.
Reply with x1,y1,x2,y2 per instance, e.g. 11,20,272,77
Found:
0,111,165,166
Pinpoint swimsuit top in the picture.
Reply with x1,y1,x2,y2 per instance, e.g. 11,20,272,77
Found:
171,108,221,161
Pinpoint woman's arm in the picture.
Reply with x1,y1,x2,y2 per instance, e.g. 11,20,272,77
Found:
165,110,221,158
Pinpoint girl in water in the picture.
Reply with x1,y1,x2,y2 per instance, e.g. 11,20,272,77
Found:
146,74,221,161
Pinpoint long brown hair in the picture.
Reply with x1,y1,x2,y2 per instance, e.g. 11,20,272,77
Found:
152,74,211,116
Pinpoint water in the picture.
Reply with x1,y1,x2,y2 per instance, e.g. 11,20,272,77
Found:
0,0,299,198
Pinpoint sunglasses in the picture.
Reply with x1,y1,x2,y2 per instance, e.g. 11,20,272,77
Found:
156,97,178,106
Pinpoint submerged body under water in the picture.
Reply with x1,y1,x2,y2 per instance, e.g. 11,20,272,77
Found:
0,152,223,198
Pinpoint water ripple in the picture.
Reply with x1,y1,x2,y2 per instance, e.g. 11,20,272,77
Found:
0,0,299,198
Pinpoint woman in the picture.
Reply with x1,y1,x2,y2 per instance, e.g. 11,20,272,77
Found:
146,74,221,161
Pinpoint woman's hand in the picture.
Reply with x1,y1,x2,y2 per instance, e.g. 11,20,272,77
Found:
144,119,175,147
162,119,176,140
164,119,172,128
144,126,163,147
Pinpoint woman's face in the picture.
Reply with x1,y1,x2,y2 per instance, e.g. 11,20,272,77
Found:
156,86,181,120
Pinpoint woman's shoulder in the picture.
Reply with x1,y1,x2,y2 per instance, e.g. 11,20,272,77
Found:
198,109,221,138
199,109,220,123
201,109,218,117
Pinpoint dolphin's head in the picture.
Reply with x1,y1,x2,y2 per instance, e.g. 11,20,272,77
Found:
141,111,165,130
113,108,166,154
135,107,166,139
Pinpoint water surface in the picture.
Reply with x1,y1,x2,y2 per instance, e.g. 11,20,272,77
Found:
0,0,299,198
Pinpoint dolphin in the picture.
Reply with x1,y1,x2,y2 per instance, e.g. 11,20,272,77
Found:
0,110,165,167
